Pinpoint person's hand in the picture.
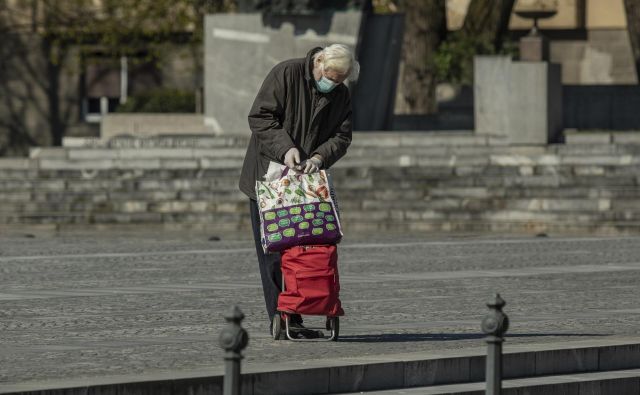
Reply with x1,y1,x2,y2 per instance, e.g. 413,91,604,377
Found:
284,147,301,170
301,157,322,174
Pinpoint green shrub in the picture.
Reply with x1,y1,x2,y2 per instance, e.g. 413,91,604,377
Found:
115,88,195,113
434,32,518,85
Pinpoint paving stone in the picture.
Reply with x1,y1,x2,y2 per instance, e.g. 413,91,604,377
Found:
2,234,640,390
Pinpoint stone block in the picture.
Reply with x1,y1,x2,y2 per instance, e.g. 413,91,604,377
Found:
566,175,636,187
66,180,123,192
537,198,600,212
502,352,536,379
475,56,562,145
534,348,599,376
101,113,213,140
187,201,210,212
38,159,115,170
192,148,246,158
599,344,640,370
137,180,165,190
574,166,606,176
501,174,560,188
490,155,536,167
68,149,119,160
399,133,487,147
482,210,558,222
562,155,633,166
214,202,244,213
536,155,561,166
455,166,485,176
612,200,640,211
34,180,66,192
329,362,404,393
421,210,447,220
599,378,640,395
29,147,68,159
62,137,102,148
404,357,471,387
199,158,245,169
0,180,32,190
160,159,199,170
251,368,328,395
429,187,489,199
352,134,401,147
565,132,612,144
119,201,149,213
118,148,195,159
114,159,162,170
150,201,191,213
613,132,640,144
0,191,32,202
0,158,36,169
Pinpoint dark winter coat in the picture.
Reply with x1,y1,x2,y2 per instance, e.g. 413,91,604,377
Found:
239,47,353,200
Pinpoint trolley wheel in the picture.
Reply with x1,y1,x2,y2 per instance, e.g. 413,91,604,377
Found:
272,314,283,340
329,317,340,341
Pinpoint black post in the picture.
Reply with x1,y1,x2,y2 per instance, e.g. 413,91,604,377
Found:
219,306,249,395
481,294,509,395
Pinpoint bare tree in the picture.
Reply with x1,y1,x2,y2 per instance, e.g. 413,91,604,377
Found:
395,0,447,114
463,0,516,52
0,0,232,156
624,0,640,82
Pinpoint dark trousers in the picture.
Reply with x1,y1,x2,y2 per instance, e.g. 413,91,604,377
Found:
249,199,301,325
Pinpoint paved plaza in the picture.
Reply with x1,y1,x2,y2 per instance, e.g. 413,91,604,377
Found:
1,229,640,389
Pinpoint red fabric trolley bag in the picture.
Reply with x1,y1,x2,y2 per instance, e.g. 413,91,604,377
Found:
274,245,344,341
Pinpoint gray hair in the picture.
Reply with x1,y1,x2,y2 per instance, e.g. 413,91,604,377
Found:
316,44,360,82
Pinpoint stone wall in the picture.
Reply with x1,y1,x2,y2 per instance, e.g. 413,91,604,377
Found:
2,132,640,235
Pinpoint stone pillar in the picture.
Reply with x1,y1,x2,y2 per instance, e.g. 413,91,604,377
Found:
474,56,563,145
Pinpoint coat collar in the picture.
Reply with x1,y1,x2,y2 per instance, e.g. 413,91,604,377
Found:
304,47,323,82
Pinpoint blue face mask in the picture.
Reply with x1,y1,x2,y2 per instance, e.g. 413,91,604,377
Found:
316,75,337,93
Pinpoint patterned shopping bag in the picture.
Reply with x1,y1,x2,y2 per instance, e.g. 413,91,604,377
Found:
256,166,343,253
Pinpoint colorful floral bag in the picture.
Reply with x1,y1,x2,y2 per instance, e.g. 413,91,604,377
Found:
256,164,343,253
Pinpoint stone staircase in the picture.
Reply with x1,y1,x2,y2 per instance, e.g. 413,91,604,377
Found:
1,131,640,234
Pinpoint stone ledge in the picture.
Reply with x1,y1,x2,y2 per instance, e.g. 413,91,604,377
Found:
1,338,639,395
565,131,612,145
343,368,640,394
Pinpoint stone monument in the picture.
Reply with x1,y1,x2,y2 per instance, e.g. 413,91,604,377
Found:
474,1,562,145
474,56,562,145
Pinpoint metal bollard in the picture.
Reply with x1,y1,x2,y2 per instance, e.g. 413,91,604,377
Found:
218,305,249,395
481,294,509,395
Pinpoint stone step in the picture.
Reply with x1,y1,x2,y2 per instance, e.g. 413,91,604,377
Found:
29,147,249,160
564,131,640,145
344,368,640,394
1,338,638,395
35,145,640,162
61,136,251,148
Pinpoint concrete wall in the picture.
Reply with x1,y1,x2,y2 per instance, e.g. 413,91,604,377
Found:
550,30,638,85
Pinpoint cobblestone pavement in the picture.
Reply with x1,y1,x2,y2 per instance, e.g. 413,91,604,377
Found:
1,229,640,385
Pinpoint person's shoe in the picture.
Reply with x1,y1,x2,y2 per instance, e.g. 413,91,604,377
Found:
289,321,324,339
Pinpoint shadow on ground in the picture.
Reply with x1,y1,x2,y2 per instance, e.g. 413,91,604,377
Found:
337,333,610,343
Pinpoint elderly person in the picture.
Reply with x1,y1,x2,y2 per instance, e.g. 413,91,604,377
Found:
239,44,359,338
